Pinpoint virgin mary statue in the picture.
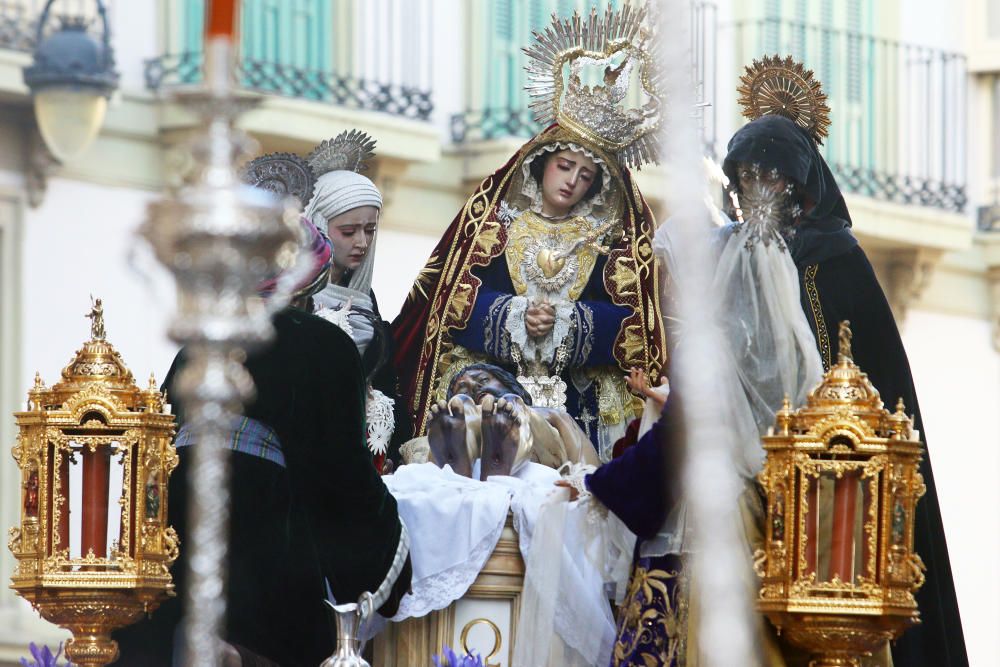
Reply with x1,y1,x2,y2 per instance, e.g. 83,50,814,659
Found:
393,4,668,459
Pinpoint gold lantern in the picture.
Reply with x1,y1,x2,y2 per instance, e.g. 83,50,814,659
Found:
8,299,179,666
754,321,926,667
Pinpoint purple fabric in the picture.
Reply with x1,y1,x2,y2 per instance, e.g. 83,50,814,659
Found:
585,403,677,540
611,553,684,666
257,216,333,299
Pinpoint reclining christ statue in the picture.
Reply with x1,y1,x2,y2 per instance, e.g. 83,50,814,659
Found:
400,363,601,479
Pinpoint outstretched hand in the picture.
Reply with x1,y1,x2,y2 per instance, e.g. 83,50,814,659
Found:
625,367,669,408
554,478,580,501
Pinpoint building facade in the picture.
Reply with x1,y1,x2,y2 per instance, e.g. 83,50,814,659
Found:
0,0,996,664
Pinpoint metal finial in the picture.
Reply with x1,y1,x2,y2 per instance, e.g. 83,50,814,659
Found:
838,320,853,363
86,296,106,341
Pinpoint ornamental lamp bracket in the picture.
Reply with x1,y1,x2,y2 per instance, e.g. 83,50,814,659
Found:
22,0,119,163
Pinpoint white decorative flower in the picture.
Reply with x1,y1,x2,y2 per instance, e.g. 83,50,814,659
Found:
366,389,395,456
315,305,354,337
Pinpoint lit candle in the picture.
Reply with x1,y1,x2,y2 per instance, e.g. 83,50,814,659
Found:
203,0,240,91
205,0,239,40
829,471,859,582
81,446,112,559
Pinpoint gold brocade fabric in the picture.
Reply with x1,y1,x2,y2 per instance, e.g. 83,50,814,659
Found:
504,210,600,300
612,563,685,666
612,483,893,667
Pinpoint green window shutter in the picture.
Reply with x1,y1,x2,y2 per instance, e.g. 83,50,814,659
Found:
178,0,204,83
791,0,807,59
173,0,331,95
241,0,332,100
763,0,781,53
181,0,203,53
846,0,861,103
486,0,515,110
529,0,546,28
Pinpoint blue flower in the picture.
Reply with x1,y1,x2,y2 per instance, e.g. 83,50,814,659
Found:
431,645,484,667
19,642,71,667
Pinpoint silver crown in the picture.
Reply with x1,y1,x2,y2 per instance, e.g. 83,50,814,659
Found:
306,129,377,177
523,2,662,170
240,152,316,207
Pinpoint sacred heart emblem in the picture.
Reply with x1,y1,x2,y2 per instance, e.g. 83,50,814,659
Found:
536,248,566,279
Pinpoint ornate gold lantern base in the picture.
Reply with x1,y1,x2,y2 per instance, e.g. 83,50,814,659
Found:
16,587,170,666
772,613,903,667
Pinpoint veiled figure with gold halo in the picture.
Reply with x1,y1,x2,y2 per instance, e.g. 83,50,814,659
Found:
392,4,667,459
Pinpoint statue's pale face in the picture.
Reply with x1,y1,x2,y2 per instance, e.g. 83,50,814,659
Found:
450,368,511,402
540,149,598,218
326,205,378,275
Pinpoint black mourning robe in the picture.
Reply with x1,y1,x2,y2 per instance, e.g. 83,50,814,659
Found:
114,308,411,666
363,290,412,467
331,275,412,467
725,116,969,667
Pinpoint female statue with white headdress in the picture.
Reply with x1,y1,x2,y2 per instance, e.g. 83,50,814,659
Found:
242,132,410,472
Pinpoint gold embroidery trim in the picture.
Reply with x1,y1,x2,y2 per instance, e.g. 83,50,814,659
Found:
415,166,517,435
804,264,831,370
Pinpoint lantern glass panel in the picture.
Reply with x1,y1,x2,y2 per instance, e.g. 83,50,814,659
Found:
64,439,126,563
803,468,876,585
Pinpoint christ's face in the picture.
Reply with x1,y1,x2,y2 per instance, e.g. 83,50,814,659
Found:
540,149,599,218
450,368,511,402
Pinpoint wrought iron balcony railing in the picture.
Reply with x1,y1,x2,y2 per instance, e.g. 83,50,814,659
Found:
725,18,967,213
0,0,36,52
450,107,540,144
452,12,967,214
1,0,114,52
147,0,434,122
145,52,433,121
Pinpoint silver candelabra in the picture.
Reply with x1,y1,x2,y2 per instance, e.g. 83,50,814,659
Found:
139,35,298,667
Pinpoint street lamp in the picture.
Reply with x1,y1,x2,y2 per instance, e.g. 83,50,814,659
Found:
23,0,119,162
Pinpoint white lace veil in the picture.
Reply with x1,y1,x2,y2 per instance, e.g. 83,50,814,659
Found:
495,137,624,234
655,217,824,478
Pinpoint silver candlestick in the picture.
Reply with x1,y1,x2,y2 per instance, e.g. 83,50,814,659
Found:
139,35,298,667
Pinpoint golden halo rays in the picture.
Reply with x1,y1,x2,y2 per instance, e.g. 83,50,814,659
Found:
737,54,831,145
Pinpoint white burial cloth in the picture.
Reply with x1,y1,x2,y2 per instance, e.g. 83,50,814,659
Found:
381,461,635,666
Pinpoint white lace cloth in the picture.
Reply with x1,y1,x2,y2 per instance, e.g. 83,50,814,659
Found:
501,469,636,666
377,461,635,665
381,463,513,621
365,389,395,456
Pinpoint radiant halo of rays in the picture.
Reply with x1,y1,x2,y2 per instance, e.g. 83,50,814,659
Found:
737,54,831,145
